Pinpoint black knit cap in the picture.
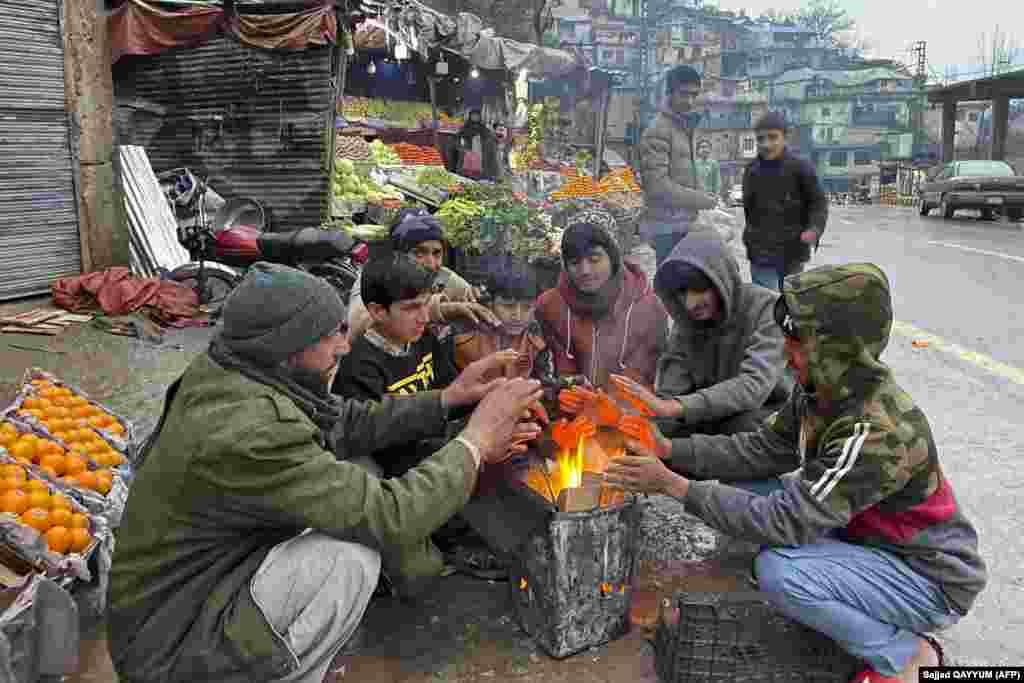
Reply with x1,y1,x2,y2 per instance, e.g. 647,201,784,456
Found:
487,266,540,301
754,111,788,133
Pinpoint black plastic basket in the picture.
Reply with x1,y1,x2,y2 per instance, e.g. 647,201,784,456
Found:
653,592,862,683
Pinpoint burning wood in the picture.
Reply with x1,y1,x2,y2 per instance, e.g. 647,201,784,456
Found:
525,385,654,513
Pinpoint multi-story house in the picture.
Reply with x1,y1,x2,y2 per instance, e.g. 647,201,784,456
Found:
770,65,920,194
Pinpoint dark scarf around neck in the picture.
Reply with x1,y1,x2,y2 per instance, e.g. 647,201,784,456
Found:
208,337,344,449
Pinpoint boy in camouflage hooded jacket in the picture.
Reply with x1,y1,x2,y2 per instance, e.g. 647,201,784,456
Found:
607,263,986,683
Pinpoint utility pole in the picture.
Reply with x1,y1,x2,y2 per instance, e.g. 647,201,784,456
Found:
910,41,927,149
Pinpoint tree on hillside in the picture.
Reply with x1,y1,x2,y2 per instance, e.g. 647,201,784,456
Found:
760,0,856,49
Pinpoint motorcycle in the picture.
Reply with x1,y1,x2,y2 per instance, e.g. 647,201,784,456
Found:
162,170,370,307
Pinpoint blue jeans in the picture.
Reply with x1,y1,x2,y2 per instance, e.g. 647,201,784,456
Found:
728,478,959,675
750,261,805,292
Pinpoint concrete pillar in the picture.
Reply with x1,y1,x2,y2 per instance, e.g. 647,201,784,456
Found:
63,0,128,272
990,92,1009,161
941,95,956,163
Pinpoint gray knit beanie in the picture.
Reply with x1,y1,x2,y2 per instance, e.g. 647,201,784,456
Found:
218,262,346,366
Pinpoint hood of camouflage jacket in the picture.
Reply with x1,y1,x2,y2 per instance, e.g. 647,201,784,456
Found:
780,263,893,410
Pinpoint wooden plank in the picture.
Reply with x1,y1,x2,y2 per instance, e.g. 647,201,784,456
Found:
54,313,95,323
1,326,61,336
0,309,63,325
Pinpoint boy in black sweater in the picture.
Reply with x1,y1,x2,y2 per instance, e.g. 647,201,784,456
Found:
334,253,459,477
742,112,828,291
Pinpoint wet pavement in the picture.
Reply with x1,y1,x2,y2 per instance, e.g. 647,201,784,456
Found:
1,204,1021,679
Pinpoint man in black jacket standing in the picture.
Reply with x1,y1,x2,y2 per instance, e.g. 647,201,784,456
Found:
742,112,828,291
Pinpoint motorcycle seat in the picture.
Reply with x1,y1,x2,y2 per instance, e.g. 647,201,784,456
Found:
258,228,356,265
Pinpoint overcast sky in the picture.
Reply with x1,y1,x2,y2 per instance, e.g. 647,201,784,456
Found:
716,0,1024,80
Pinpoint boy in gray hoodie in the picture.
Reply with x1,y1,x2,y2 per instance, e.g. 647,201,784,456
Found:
614,234,791,437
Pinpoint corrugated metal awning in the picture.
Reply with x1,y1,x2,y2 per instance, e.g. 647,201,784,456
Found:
0,0,82,300
113,37,336,232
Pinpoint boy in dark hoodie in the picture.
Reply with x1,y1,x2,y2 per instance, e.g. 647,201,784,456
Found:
535,208,668,389
608,263,986,683
614,233,791,437
742,112,829,291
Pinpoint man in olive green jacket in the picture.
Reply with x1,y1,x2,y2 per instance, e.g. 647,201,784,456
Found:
107,263,542,683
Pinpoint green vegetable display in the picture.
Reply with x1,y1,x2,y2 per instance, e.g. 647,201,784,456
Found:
369,140,401,166
437,197,485,252
416,168,462,191
332,159,402,203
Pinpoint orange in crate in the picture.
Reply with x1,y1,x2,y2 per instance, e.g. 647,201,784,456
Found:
20,508,51,533
51,493,73,512
1,489,29,515
45,526,72,554
69,528,92,553
49,508,72,528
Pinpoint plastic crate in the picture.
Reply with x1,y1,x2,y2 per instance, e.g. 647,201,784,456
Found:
653,592,862,683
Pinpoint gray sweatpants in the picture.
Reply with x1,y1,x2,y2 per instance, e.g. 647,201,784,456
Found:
252,532,381,683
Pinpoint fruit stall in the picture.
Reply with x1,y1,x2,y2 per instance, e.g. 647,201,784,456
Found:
0,368,141,678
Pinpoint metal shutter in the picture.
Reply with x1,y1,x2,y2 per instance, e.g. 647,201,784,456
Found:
0,0,81,300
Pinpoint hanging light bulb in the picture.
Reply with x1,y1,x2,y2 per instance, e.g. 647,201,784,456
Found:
395,43,408,61
347,45,355,56
470,67,480,79
368,61,377,76
436,58,449,75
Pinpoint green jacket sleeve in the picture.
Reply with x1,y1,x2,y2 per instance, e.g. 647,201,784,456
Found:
329,391,449,457
669,392,801,481
191,395,477,584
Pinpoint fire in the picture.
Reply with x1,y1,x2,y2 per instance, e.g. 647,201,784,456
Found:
526,429,626,506
557,435,585,490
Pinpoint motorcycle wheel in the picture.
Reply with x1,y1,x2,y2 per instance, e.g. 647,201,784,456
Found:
169,262,240,306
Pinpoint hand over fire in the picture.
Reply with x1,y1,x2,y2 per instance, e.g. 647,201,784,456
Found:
461,377,543,466
442,350,519,408
610,374,679,419
605,437,688,498
559,386,598,415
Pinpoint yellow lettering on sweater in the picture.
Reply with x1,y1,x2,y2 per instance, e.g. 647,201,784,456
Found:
387,353,436,395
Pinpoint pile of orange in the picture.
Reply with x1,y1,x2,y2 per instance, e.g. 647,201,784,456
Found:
550,168,642,201
0,420,118,495
0,464,93,554
23,380,127,437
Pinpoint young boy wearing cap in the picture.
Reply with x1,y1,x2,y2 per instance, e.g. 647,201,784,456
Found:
452,265,554,383
742,112,829,291
535,209,668,389
346,210,496,339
